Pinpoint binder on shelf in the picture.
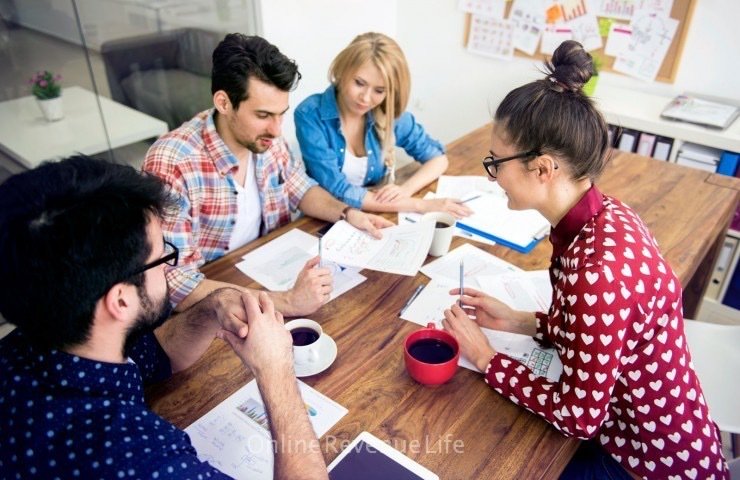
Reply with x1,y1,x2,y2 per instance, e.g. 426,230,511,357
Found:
676,143,721,172
652,136,673,161
717,151,740,176
636,133,656,157
617,128,639,152
706,235,738,300
607,124,619,148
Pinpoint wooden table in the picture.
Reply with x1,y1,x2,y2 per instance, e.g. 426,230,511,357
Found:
146,123,740,479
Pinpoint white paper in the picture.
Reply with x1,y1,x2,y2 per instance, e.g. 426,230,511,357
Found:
566,12,603,51
510,0,547,55
420,243,521,283
595,0,674,20
320,221,434,276
477,271,553,312
185,379,348,480
457,0,506,18
540,25,573,55
401,277,482,328
455,184,550,249
467,14,515,61
604,23,633,56
435,175,498,199
236,228,366,302
458,328,563,382
613,9,678,82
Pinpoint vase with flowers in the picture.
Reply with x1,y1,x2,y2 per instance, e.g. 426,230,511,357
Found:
29,70,64,121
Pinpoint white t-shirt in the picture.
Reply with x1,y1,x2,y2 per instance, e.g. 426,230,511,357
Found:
342,150,369,186
228,153,261,251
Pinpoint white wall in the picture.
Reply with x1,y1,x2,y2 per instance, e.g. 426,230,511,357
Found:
258,0,397,152
258,0,739,148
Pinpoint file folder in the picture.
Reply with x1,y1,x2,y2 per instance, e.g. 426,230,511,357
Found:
636,133,656,157
652,136,673,161
455,222,546,253
617,128,639,152
717,151,740,176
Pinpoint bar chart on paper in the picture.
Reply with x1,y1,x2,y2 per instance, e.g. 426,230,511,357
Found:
561,0,587,21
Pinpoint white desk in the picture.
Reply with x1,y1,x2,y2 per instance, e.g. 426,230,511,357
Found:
593,85,740,162
0,86,168,169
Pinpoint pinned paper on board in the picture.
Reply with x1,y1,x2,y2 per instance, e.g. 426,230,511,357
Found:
604,23,632,56
467,14,515,60
595,0,674,20
540,25,573,54
613,8,678,81
559,0,590,21
510,0,547,55
458,0,507,18
566,12,603,51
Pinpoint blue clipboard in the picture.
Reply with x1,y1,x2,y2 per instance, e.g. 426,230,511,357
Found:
455,221,544,254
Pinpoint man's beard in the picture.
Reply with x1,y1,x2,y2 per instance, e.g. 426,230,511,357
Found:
122,282,171,355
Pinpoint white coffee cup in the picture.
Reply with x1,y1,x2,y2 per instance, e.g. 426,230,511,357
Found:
421,212,456,257
284,319,324,365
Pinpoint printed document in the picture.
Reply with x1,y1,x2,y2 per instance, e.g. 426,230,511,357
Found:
420,243,521,282
400,277,479,328
320,221,434,276
236,228,365,301
477,270,553,312
185,379,347,480
458,328,563,382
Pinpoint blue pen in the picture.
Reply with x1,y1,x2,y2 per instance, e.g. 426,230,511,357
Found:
399,284,425,316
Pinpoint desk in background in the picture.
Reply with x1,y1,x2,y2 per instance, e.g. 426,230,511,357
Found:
146,124,740,479
0,86,168,169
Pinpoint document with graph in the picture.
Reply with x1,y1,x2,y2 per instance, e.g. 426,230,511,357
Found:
320,220,434,276
185,379,347,480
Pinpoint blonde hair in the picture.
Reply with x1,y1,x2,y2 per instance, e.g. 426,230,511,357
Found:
329,32,411,184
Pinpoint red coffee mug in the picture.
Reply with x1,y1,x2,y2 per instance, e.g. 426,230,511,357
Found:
404,323,459,386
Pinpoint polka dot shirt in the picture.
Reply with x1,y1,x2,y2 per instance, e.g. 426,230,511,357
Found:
0,329,230,479
483,186,729,480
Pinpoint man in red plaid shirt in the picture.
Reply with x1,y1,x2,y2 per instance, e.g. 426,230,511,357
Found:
144,34,391,315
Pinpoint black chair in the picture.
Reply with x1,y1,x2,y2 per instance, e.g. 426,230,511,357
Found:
101,28,223,130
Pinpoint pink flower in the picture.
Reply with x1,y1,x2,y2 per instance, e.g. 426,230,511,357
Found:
39,80,47,87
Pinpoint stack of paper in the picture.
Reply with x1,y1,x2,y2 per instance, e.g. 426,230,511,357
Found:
435,176,550,253
236,229,366,301
320,221,434,276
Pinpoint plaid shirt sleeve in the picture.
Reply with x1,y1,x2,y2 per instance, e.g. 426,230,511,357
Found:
143,144,206,307
284,142,318,211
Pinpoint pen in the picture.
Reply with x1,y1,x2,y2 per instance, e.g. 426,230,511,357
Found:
318,236,323,268
399,284,425,316
459,260,464,307
461,194,482,203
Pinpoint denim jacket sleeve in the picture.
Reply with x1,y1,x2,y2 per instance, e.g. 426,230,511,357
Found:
294,98,368,209
394,111,445,162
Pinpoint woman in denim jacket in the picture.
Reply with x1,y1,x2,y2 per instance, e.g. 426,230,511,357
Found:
295,32,472,217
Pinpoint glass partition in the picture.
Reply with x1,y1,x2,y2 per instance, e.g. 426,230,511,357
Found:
0,0,257,181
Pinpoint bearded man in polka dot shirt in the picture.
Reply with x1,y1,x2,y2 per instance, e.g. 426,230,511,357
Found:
0,156,328,479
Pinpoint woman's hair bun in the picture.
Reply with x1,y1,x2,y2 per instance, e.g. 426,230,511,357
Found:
544,40,594,93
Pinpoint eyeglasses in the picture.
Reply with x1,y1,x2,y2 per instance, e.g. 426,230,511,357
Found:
130,240,179,276
482,150,540,179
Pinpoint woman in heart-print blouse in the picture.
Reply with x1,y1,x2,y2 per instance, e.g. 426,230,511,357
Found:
443,40,729,480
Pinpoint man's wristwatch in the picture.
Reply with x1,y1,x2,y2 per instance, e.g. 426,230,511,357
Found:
338,205,354,222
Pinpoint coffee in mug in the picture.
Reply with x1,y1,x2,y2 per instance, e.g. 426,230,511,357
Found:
408,338,456,364
404,322,459,386
290,327,320,346
434,221,452,229
421,212,456,257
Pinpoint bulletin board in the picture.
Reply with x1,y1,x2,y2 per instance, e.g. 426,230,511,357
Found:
463,0,697,83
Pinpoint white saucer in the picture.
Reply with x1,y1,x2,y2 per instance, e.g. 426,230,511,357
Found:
294,334,337,378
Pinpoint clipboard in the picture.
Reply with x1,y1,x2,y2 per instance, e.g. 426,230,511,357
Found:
455,222,545,254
